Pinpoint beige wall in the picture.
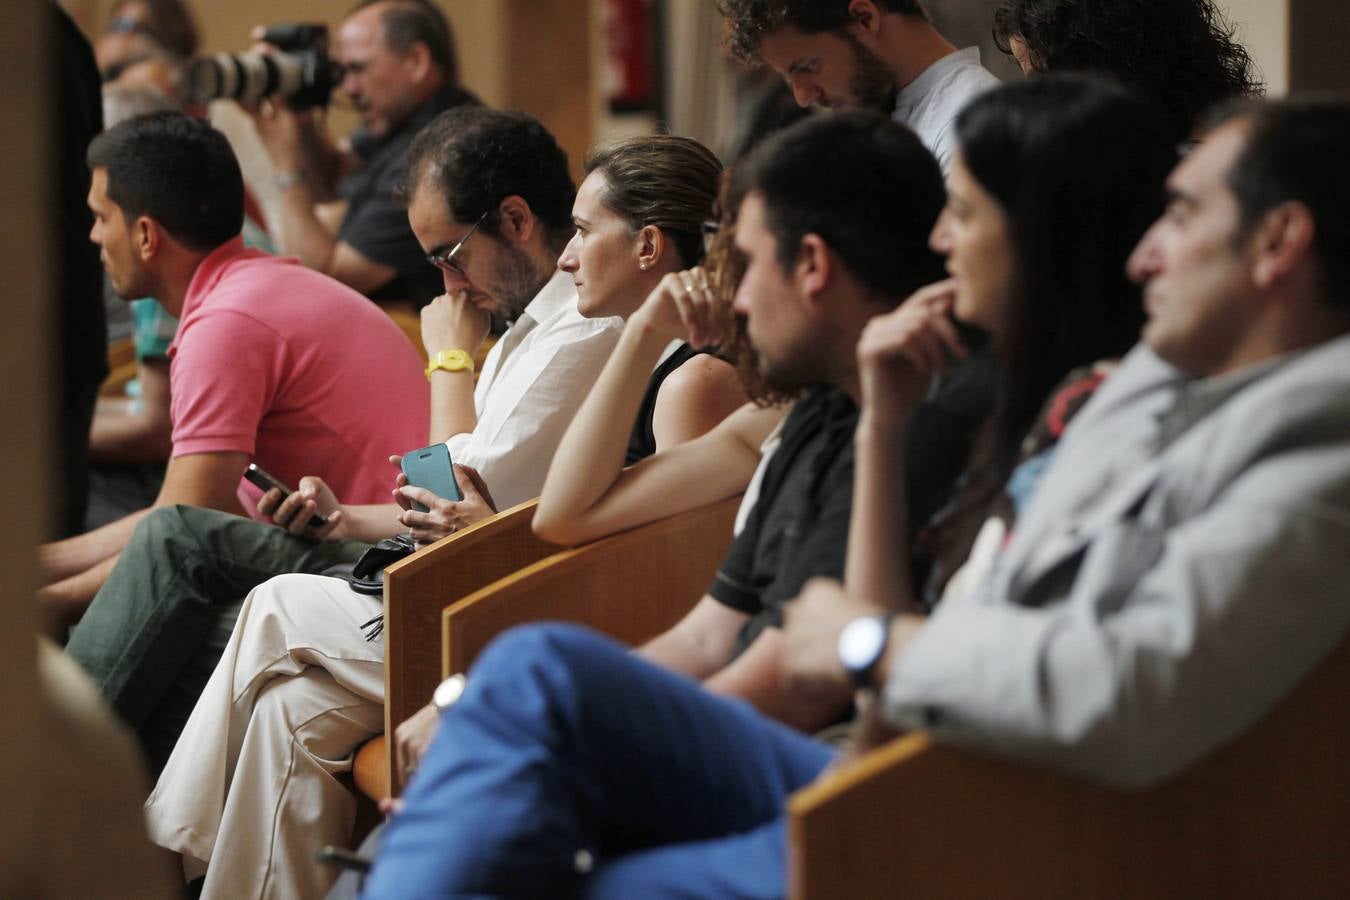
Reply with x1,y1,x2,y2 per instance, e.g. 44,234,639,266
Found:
1222,0,1290,94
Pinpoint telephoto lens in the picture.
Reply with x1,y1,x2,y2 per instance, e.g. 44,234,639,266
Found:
185,23,341,110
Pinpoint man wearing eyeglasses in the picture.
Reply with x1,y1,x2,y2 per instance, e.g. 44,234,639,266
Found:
251,0,477,305
66,105,622,806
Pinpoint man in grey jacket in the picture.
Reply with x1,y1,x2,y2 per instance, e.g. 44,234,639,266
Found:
358,97,1350,897
788,96,1350,787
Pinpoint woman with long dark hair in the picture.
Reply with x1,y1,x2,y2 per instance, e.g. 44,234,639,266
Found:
848,73,1176,612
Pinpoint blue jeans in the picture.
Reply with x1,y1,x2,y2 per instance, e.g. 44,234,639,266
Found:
363,624,835,899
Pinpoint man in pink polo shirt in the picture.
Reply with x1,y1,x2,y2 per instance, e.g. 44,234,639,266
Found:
38,112,428,632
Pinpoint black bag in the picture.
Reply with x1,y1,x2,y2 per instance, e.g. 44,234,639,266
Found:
320,533,418,640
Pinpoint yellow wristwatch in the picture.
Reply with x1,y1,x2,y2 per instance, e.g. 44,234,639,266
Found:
425,348,475,381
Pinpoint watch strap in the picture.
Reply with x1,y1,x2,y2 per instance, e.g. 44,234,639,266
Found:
425,348,475,381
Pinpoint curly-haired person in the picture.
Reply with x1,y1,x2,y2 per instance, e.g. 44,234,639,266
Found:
993,0,1263,141
719,0,999,173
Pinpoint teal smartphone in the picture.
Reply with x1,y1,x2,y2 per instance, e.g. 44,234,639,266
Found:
400,443,463,512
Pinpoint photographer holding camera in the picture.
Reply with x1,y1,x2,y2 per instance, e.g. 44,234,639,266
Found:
247,0,478,305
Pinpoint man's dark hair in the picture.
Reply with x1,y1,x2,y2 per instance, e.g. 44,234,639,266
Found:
399,107,575,250
1208,97,1350,308
992,0,1262,142
730,110,945,306
350,0,459,82
720,0,927,63
86,111,243,252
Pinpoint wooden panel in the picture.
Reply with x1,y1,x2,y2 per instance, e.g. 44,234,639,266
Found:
381,497,558,792
503,0,595,182
1222,0,1291,95
1291,0,1350,92
1,0,46,892
441,494,740,675
789,634,1350,899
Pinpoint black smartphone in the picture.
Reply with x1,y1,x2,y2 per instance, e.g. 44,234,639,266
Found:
314,844,372,873
244,463,327,530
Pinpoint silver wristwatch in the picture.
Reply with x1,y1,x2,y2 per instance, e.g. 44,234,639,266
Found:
837,614,894,689
432,673,467,712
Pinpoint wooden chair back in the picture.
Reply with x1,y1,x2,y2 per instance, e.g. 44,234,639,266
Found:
441,494,741,677
379,497,557,792
788,634,1350,899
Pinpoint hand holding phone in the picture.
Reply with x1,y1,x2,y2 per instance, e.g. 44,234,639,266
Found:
399,443,463,512
244,463,327,530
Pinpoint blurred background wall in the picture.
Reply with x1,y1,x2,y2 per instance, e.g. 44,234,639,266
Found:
57,0,1331,172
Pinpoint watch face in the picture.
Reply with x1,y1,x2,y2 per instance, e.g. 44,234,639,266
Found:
838,616,887,673
433,673,467,710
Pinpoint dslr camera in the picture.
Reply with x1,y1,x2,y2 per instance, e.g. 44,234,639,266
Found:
186,24,343,110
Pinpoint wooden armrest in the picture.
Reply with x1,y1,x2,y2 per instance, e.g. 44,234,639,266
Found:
381,497,557,793
100,337,138,397
352,734,389,803
788,637,1350,899
441,495,741,676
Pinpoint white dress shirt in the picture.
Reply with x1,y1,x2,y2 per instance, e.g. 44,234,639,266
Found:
445,270,623,509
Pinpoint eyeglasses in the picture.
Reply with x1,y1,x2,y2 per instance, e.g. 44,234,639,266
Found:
426,211,488,279
700,220,721,253
104,16,156,37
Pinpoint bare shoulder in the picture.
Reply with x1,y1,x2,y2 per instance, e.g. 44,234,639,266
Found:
654,355,752,450
662,353,742,400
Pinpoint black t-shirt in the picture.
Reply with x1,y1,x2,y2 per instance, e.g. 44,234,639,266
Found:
338,85,480,305
711,387,859,658
708,348,996,662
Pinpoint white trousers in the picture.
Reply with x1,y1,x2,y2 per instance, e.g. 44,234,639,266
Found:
144,573,386,900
